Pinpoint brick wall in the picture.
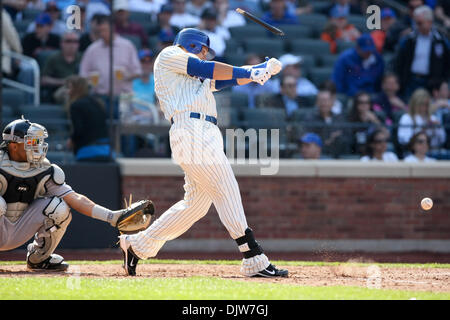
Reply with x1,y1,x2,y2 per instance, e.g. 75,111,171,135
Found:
122,175,450,240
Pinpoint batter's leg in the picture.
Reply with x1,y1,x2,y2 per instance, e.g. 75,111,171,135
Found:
126,173,212,259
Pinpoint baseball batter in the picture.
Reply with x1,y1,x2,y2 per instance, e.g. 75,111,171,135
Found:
120,28,288,278
0,118,153,271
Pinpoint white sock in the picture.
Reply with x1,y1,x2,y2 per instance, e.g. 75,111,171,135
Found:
91,205,121,226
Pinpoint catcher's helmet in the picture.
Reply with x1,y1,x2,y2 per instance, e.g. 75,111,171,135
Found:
1,116,49,164
173,28,215,60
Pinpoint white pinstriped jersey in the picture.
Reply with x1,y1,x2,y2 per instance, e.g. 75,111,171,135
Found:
154,45,218,121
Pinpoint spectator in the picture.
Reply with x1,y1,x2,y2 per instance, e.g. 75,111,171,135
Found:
303,89,349,157
268,54,318,97
21,13,61,58
332,33,384,97
84,0,111,27
360,127,399,162
348,92,383,155
299,133,323,160
79,13,106,52
397,88,446,151
232,54,273,108
261,0,299,26
1,9,22,78
321,8,360,54
26,1,67,36
198,8,230,59
321,0,362,16
186,0,213,17
149,4,181,39
213,0,246,29
435,0,450,29
370,7,400,53
133,49,156,104
65,75,113,162
114,0,149,49
129,0,165,15
41,31,82,104
429,79,450,149
170,0,201,29
287,0,312,16
401,0,425,33
267,75,302,119
404,131,436,162
79,15,142,119
394,5,450,99
321,80,344,115
430,79,450,124
372,73,408,124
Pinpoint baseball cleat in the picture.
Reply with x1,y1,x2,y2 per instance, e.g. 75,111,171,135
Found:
252,264,288,278
27,254,69,272
119,236,140,276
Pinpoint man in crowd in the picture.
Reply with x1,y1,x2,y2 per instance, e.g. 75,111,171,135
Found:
41,32,82,104
79,14,142,119
262,0,299,26
394,5,450,100
170,0,201,29
332,33,384,97
198,8,230,60
298,132,323,160
114,0,149,49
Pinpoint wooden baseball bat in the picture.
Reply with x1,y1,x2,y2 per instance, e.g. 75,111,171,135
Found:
236,8,285,36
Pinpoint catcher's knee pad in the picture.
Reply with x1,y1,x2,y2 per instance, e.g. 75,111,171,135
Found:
27,198,72,265
235,228,264,259
43,196,71,227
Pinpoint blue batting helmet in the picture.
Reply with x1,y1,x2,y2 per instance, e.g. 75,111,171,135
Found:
173,28,215,60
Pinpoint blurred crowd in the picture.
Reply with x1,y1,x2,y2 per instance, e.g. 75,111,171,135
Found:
1,0,449,162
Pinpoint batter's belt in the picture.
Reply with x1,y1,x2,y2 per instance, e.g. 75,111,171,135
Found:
171,112,218,125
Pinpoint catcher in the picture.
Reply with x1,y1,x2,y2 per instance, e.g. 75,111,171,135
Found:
0,117,153,271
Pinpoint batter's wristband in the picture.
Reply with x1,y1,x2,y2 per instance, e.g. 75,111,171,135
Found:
232,67,251,79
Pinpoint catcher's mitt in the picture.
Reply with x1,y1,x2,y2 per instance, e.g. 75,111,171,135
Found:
116,199,155,234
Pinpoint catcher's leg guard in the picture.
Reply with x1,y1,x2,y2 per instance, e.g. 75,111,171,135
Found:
27,197,72,267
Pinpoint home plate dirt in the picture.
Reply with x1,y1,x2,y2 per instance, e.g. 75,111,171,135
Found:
0,264,449,293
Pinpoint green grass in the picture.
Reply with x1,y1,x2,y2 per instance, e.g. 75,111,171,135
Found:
1,260,449,300
0,277,448,300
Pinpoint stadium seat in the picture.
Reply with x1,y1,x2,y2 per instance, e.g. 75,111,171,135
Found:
2,88,27,108
290,108,315,122
336,40,356,53
123,35,142,50
308,67,333,87
20,104,70,133
297,54,317,73
298,95,317,108
278,25,313,40
2,105,18,118
297,14,328,36
319,54,338,68
244,38,286,57
229,25,270,43
289,39,330,56
22,9,42,21
224,53,246,66
242,108,287,129
230,91,249,109
224,39,242,56
148,36,159,51
128,11,154,29
347,15,370,33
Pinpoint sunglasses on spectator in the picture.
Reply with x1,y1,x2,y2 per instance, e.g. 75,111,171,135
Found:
373,139,388,144
415,138,428,144
64,39,79,43
357,100,371,104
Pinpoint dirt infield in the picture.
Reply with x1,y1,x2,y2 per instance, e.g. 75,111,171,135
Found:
0,263,449,293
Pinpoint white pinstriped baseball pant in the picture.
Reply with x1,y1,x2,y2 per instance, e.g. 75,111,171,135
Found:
127,112,270,275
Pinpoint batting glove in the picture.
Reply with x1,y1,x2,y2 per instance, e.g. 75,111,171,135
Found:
249,65,271,85
266,57,282,76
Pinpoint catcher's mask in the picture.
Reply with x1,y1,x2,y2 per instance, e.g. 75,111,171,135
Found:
173,28,216,60
1,116,49,164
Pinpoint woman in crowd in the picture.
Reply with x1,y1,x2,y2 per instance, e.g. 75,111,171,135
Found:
360,127,399,162
65,75,113,162
348,92,383,155
404,131,436,162
397,88,446,152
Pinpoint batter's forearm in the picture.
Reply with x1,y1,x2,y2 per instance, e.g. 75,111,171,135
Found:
187,57,251,80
